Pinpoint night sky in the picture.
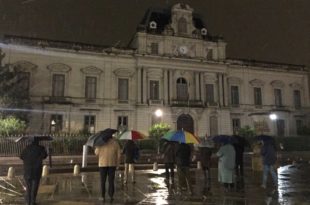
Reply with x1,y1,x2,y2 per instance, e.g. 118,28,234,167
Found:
0,0,309,66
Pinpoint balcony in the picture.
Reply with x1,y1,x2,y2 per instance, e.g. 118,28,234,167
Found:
43,96,72,104
206,101,219,108
148,99,163,105
171,99,203,107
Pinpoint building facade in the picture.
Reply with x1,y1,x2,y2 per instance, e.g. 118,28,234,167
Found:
0,3,309,137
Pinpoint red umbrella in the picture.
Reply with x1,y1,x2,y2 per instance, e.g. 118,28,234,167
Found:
117,130,145,140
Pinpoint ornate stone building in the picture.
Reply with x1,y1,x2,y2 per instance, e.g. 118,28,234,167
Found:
0,3,309,137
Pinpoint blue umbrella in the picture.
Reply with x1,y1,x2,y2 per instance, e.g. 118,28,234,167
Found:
210,135,236,144
86,128,118,147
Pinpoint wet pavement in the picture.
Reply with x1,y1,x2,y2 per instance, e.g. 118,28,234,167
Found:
1,163,310,205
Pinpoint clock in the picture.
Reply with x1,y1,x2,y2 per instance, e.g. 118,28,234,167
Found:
179,45,188,54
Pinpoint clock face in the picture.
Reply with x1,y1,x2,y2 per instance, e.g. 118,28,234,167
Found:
179,46,188,54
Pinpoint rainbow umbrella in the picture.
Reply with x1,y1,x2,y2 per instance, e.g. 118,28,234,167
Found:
162,130,200,144
118,130,146,140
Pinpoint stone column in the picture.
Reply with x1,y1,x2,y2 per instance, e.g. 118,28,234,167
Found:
223,74,228,107
169,70,174,102
142,68,147,104
137,67,142,104
218,73,223,106
195,72,200,100
163,69,168,104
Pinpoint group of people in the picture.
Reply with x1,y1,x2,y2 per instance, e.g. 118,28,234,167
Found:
19,133,278,205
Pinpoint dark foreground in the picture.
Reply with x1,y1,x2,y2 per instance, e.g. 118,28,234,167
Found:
1,163,310,205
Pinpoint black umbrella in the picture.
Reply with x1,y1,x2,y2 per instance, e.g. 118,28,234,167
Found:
15,135,53,143
86,128,118,147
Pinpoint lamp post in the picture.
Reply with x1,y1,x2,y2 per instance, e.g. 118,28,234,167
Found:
269,113,277,136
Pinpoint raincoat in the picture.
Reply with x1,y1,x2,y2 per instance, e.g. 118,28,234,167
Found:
216,144,236,183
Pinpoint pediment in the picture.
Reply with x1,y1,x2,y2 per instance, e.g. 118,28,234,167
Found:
47,63,71,73
249,79,265,87
270,80,285,88
147,69,163,78
80,66,103,75
289,82,303,90
113,68,135,77
228,77,243,85
13,61,37,73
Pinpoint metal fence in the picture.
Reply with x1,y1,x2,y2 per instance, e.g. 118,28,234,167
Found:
0,134,90,157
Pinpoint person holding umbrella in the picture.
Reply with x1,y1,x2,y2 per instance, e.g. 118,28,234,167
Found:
92,129,121,202
161,139,177,184
20,137,48,205
258,135,278,189
122,139,139,184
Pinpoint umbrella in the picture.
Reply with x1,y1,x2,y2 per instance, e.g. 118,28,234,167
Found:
255,134,274,142
86,128,118,147
117,130,146,140
210,135,236,144
15,135,53,143
162,130,200,144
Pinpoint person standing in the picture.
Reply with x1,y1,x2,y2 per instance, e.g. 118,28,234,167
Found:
261,140,278,189
95,137,121,202
20,138,47,205
198,135,214,188
175,143,192,194
122,140,138,184
161,140,176,184
216,143,236,192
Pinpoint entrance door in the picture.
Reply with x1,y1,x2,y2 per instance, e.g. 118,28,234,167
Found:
177,114,194,134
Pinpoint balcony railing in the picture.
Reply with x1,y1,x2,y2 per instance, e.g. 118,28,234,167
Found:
43,96,72,104
171,99,203,107
148,99,163,105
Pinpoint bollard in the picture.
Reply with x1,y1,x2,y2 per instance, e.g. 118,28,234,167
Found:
42,165,49,177
153,162,158,171
197,161,202,170
7,167,15,179
82,145,88,168
73,164,80,176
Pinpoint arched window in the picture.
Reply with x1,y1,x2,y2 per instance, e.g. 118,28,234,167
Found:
176,77,188,100
178,17,187,34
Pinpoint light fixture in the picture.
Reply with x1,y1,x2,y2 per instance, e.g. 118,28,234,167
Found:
51,120,56,125
269,114,277,120
154,109,163,117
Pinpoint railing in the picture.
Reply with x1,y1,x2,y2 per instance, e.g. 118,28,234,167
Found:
171,99,204,107
0,134,90,157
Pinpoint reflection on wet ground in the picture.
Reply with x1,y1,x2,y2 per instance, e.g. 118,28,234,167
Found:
1,164,310,204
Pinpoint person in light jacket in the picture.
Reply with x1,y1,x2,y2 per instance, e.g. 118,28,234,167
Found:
20,138,47,205
95,138,121,202
216,143,236,192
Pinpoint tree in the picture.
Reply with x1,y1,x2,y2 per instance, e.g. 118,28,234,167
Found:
0,116,26,136
0,48,31,123
148,122,170,154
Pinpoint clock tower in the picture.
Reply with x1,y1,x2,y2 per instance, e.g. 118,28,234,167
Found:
130,3,226,61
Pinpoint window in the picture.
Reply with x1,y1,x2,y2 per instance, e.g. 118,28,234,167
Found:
293,90,301,109
178,17,187,34
150,80,159,100
85,76,97,100
205,84,214,104
209,116,218,136
117,116,128,131
274,89,282,107
254,87,262,106
52,74,65,97
50,114,63,132
231,86,239,106
84,115,96,134
118,78,128,103
17,72,30,97
232,118,241,135
296,119,303,135
150,43,159,55
176,78,188,101
276,119,285,137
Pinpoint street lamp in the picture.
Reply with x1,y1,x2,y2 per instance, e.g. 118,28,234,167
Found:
154,109,163,118
269,113,277,135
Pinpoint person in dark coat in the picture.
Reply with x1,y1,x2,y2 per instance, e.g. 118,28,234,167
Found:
261,140,278,189
198,135,214,187
161,140,176,184
175,143,192,194
122,140,138,184
20,138,47,205
232,135,247,177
